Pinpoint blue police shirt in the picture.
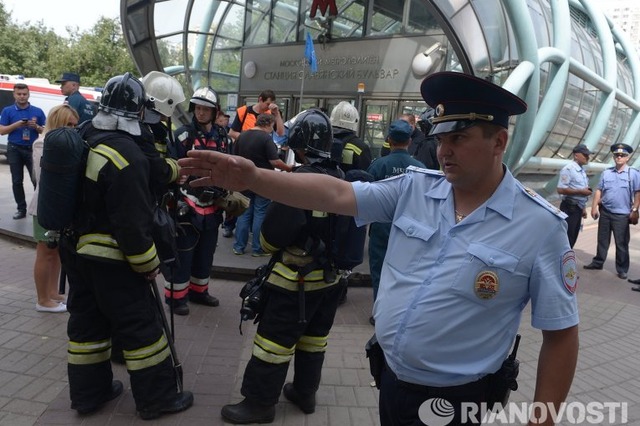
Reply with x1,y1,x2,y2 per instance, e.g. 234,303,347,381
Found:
557,160,589,208
352,167,579,387
0,103,46,146
597,166,639,214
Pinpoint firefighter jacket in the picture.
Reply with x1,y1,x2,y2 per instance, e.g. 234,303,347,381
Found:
173,118,228,225
260,161,344,292
74,123,160,274
138,122,179,199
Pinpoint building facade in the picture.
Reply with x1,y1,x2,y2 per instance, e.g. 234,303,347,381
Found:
121,0,640,193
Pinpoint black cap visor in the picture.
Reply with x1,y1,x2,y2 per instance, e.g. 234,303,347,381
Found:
429,119,478,136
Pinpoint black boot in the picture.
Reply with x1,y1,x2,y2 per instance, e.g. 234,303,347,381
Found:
221,398,275,424
138,391,194,420
189,290,220,307
283,383,316,414
165,297,189,315
73,380,124,415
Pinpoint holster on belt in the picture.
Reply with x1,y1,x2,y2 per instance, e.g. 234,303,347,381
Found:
486,334,521,409
365,334,385,389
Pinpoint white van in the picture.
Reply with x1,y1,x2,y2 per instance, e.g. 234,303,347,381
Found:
0,74,101,157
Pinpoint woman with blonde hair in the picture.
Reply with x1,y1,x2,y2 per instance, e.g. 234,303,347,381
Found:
27,104,79,312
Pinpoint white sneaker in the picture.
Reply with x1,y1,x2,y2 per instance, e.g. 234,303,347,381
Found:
36,302,67,313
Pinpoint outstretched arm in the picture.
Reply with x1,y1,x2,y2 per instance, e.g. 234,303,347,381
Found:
178,150,358,216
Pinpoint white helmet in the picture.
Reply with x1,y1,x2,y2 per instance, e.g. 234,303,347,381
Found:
141,71,186,117
330,101,359,132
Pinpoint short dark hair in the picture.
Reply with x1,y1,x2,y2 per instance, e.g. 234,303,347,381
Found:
256,113,275,127
13,83,28,91
258,89,276,102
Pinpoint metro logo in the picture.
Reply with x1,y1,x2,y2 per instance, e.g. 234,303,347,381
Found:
310,0,338,19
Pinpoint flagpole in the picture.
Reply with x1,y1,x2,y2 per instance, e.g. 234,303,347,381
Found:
299,58,306,113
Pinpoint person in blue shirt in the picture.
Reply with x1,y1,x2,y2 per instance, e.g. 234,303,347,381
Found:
178,72,579,426
0,83,46,219
557,143,593,247
366,119,425,325
584,143,640,280
55,72,95,124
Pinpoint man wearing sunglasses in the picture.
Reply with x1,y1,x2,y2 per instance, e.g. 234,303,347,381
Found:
584,143,640,280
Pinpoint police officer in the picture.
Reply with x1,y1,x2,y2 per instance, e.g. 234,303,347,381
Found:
220,109,344,424
366,119,425,324
167,87,228,315
59,73,193,419
557,143,592,248
180,71,579,426
584,143,640,279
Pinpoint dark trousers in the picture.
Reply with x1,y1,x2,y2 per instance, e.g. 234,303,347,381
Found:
379,367,490,426
7,143,34,212
592,206,630,273
60,237,178,410
241,283,343,406
560,200,583,248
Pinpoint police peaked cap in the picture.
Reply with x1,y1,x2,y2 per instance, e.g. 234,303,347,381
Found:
420,72,527,136
610,143,633,155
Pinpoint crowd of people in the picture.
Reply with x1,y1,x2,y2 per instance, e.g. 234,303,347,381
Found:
14,66,640,424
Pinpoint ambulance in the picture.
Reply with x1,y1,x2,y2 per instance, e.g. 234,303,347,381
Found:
0,74,101,157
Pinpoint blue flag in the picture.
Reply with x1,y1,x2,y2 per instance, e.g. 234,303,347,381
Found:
304,32,318,74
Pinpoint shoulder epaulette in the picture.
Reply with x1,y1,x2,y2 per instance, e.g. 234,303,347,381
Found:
517,183,565,219
406,165,444,176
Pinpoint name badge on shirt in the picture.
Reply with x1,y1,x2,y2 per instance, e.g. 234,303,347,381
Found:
474,271,499,300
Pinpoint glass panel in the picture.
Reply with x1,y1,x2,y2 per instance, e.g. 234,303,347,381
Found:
472,0,509,70
157,35,188,71
245,0,271,45
216,3,245,48
209,49,242,92
272,0,299,43
363,102,391,159
332,0,365,38
370,0,402,36
154,0,189,36
407,0,440,34
450,4,489,72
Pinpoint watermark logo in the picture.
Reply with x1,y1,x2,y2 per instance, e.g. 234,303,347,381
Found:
417,398,455,426
417,400,628,425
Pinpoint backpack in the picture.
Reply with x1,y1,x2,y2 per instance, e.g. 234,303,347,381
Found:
37,127,89,231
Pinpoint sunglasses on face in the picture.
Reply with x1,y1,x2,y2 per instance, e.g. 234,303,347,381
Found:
613,153,628,158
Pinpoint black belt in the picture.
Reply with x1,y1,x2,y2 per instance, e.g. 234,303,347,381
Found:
8,142,32,149
389,367,491,397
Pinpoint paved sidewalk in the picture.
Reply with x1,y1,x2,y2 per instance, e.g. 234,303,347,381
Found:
2,160,640,424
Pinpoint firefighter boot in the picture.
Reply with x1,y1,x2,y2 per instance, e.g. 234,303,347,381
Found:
165,297,189,316
221,398,275,424
74,380,124,415
138,390,194,420
283,383,316,414
189,290,220,307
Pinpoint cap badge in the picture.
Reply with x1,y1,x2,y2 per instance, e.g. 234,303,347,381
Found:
474,271,499,300
435,104,445,118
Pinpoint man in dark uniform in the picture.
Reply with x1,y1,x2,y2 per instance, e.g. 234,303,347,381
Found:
366,119,425,324
414,108,440,170
220,109,344,424
330,101,371,172
56,72,95,124
167,87,228,315
59,73,193,419
584,143,640,279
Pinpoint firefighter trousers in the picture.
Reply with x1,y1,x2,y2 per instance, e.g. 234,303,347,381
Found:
240,282,343,406
60,237,178,411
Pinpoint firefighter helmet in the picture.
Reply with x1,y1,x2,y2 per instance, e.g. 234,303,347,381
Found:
188,86,219,113
98,72,146,119
141,71,186,117
330,101,359,132
288,109,333,159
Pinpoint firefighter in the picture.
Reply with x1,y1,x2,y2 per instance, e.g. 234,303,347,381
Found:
167,87,228,315
221,109,345,424
59,73,193,419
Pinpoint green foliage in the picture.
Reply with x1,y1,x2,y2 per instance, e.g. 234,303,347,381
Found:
0,2,136,88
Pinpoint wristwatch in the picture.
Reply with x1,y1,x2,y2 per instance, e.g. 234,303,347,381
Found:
632,207,638,213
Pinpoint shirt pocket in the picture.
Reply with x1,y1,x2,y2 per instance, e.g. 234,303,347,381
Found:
386,215,437,271
451,242,526,308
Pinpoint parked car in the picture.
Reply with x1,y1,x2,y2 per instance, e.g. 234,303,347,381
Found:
0,74,101,157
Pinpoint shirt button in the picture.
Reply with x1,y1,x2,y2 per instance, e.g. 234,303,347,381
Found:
407,226,415,235
488,257,495,265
